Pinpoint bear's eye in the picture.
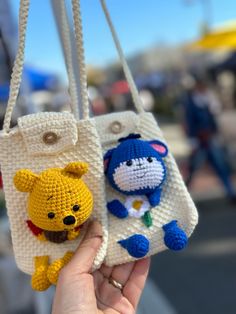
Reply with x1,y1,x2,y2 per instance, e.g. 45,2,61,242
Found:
73,204,80,212
126,160,133,166
147,157,153,163
48,212,55,219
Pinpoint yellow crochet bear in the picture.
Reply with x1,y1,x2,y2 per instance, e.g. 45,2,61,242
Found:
14,161,93,291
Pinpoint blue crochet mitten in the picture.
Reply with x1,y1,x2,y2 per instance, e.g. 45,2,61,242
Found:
107,200,128,219
118,234,149,258
147,188,162,207
163,220,188,251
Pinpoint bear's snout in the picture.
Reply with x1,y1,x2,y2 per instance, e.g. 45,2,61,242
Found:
63,215,76,225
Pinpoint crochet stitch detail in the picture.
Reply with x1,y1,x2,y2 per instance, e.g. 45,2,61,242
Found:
14,162,93,234
118,234,150,258
104,134,168,203
14,161,94,291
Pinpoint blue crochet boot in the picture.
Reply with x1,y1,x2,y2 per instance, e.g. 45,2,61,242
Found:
118,234,149,258
147,188,162,207
163,220,188,251
107,200,128,219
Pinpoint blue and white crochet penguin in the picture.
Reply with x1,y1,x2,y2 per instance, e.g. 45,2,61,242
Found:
104,133,168,206
104,134,188,258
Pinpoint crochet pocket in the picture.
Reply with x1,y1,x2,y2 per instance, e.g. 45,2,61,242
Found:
18,112,78,156
95,111,139,146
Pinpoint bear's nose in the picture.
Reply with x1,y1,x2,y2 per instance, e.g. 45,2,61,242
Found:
63,215,76,225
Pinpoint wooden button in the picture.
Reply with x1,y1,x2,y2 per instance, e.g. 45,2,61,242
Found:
110,121,123,134
43,132,59,145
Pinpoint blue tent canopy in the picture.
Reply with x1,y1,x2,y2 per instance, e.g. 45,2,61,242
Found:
0,66,60,102
24,66,60,91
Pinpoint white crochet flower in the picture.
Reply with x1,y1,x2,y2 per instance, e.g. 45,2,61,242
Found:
124,196,150,218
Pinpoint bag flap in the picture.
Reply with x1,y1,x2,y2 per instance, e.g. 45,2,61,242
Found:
95,111,139,146
18,112,78,156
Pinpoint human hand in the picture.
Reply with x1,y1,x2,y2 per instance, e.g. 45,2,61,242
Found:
52,220,150,314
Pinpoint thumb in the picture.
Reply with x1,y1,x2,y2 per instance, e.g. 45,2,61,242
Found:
65,220,103,274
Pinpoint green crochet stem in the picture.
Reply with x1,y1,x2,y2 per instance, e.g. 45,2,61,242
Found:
142,211,152,228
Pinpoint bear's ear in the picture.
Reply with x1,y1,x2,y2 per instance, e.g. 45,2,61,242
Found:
149,140,168,157
14,169,39,192
64,162,88,178
104,148,115,173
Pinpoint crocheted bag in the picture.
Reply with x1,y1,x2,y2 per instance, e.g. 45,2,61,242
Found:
58,0,198,266
96,0,198,266
0,0,107,280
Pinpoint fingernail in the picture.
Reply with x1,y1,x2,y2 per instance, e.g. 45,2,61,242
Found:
86,220,103,239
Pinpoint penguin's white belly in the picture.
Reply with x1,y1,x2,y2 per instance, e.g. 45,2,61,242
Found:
113,157,165,192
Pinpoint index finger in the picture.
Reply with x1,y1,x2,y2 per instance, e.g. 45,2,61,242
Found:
65,220,103,274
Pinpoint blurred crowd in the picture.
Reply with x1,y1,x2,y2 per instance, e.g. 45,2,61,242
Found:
1,1,236,313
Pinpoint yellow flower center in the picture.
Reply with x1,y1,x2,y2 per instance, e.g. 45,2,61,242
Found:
132,200,143,210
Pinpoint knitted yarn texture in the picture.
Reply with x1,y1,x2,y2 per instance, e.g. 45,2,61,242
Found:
104,133,168,201
104,133,189,258
14,162,93,239
0,112,108,274
95,111,198,266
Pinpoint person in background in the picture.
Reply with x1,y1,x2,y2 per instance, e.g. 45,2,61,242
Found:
182,77,236,202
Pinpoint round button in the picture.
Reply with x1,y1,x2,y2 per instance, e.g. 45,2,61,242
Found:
43,132,59,145
110,121,123,134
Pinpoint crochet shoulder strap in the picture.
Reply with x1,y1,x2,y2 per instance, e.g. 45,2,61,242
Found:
71,0,90,120
3,0,90,133
57,0,144,115
51,0,80,120
3,0,29,133
100,0,144,114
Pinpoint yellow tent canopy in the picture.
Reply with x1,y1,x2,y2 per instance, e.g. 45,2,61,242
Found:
189,20,236,50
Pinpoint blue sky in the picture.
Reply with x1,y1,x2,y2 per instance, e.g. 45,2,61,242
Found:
10,0,236,77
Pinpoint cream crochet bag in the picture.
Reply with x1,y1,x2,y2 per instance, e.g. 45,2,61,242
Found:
97,0,198,266
0,0,107,275
59,0,198,267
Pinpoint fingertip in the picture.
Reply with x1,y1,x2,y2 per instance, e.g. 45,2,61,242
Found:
123,257,151,309
133,257,151,280
60,220,104,276
143,256,151,268
84,219,103,240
